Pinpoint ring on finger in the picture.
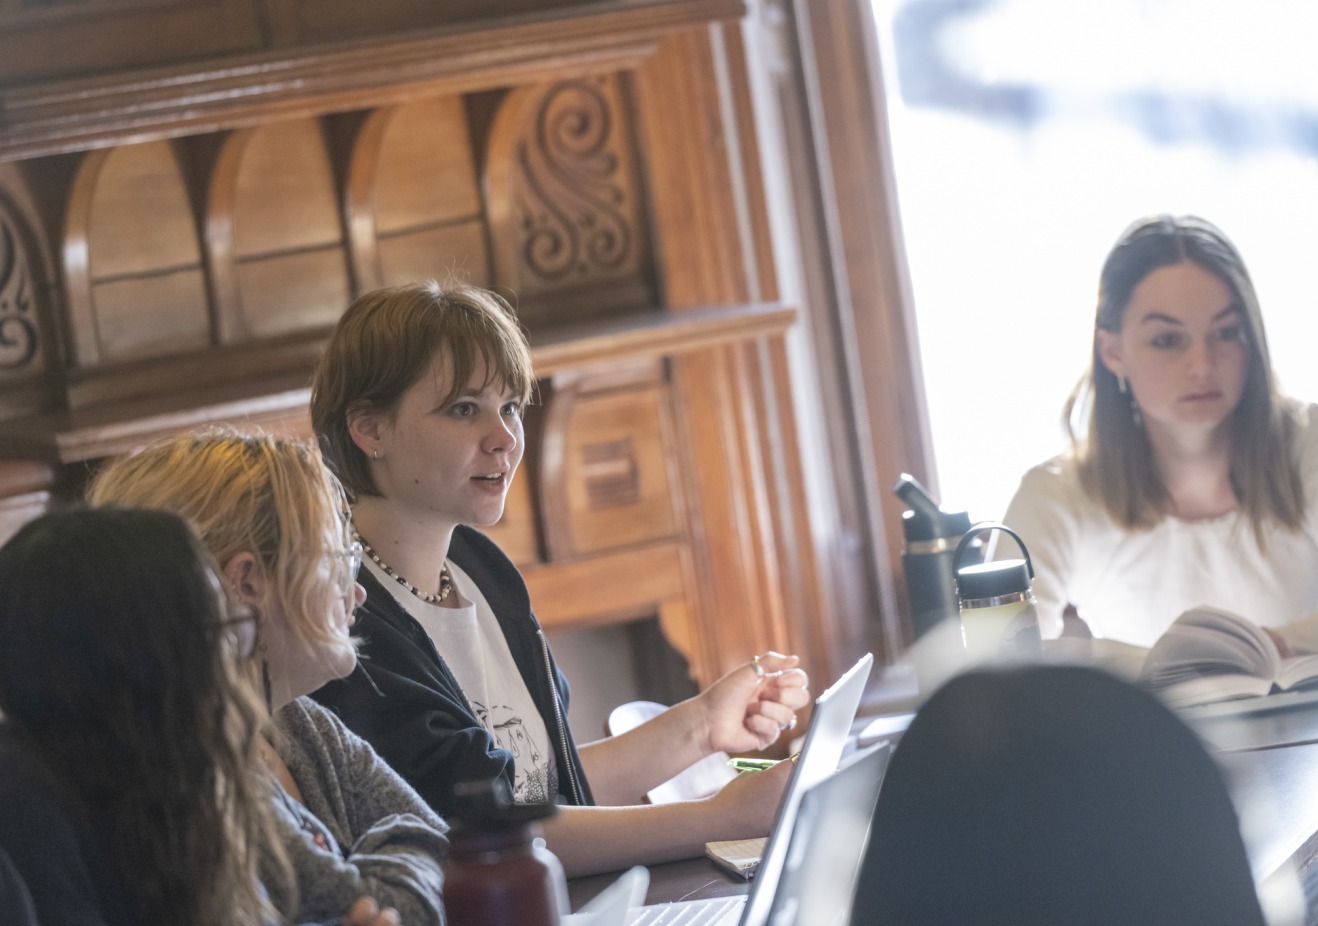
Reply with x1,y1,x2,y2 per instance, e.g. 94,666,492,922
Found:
751,654,766,679
781,714,797,732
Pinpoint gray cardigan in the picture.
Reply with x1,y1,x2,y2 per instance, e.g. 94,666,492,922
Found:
263,697,449,926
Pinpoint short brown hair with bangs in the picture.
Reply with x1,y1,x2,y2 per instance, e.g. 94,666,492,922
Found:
311,281,534,499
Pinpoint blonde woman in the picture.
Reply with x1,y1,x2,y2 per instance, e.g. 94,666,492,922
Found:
88,428,447,926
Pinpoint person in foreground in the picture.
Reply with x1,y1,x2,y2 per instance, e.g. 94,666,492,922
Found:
88,430,448,926
0,507,402,926
1001,214,1318,648
853,663,1269,926
309,280,811,877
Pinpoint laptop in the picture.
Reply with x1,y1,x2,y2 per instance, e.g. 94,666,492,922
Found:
625,652,875,926
765,741,891,926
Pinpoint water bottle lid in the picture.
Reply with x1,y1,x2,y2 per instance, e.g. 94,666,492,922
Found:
957,558,1032,601
450,777,558,830
894,473,973,543
902,507,973,543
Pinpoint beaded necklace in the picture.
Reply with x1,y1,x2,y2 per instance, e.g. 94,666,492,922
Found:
351,526,453,605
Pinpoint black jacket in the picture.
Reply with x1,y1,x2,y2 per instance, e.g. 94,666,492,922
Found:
312,525,595,817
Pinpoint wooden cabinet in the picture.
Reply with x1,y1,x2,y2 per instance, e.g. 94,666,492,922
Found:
0,0,267,86
0,0,843,693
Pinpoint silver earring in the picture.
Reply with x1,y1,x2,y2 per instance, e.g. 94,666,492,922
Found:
373,448,379,460
1117,374,1129,395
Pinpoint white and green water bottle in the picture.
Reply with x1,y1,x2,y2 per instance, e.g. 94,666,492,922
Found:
952,523,1042,665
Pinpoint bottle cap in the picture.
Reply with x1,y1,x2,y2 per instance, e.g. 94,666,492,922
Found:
450,777,558,831
894,472,973,542
956,559,1032,602
901,507,973,543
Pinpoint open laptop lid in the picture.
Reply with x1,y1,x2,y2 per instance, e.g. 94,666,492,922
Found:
765,741,892,926
741,652,874,926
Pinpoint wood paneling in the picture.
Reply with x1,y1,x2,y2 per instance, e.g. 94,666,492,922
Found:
347,96,489,290
0,0,267,87
212,120,351,339
0,2,745,163
261,0,587,46
65,142,210,364
487,74,658,325
541,381,682,560
0,0,863,706
628,26,832,685
523,540,691,632
0,189,50,401
478,457,540,569
377,222,490,291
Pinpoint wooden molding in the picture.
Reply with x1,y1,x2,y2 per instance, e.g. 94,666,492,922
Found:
530,302,794,375
0,1,746,163
522,539,690,630
0,301,795,463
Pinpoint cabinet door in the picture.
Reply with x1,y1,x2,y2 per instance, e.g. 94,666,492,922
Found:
0,0,266,86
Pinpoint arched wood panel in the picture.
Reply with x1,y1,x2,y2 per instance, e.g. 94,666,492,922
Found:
209,119,351,341
372,96,488,288
63,141,210,365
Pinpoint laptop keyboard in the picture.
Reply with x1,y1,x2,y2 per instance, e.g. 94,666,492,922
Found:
626,897,745,926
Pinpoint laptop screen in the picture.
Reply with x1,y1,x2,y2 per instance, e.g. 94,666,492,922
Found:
765,742,892,926
740,652,874,926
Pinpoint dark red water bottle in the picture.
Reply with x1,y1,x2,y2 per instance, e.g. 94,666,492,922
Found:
443,778,568,926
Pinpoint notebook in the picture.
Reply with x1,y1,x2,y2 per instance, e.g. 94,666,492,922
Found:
625,652,875,926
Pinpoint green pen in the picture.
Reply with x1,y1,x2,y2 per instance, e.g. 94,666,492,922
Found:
727,754,799,773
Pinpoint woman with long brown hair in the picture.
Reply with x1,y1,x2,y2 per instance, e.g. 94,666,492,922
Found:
1002,214,1318,647
0,506,280,926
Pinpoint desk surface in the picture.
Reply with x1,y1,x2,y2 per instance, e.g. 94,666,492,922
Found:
1175,689,1318,884
569,689,1318,912
568,856,750,912
1184,688,1318,751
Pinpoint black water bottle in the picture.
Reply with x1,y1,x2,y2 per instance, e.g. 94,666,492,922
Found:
894,473,982,640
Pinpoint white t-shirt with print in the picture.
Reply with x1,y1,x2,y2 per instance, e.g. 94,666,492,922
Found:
363,556,558,803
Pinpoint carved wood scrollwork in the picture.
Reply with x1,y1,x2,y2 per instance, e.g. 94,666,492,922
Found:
519,79,631,281
0,208,39,374
487,74,656,324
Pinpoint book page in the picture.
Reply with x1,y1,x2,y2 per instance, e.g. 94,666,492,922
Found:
1142,606,1277,689
1275,653,1318,692
1156,672,1274,708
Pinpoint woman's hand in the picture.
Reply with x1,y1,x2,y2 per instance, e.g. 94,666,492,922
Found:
706,752,797,839
699,652,810,755
340,897,400,926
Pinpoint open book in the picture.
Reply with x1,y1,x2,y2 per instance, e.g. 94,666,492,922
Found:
1140,606,1318,707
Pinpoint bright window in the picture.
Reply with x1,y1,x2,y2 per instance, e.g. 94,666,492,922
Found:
872,0,1318,524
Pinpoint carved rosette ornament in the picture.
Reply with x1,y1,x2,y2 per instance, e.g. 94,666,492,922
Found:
0,210,38,373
